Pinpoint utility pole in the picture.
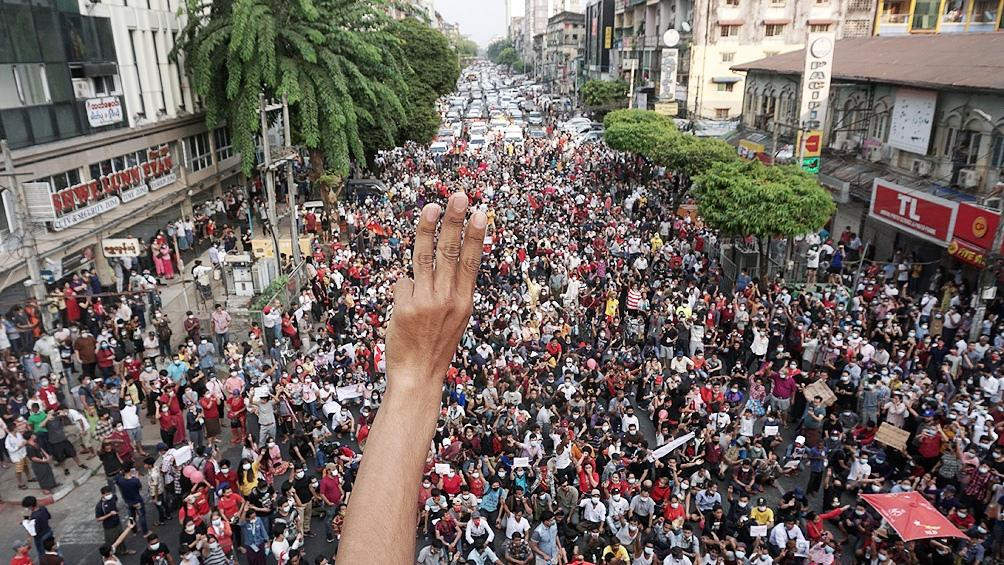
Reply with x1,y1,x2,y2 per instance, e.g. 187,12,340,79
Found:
971,206,1004,340
1,140,49,325
281,94,302,271
258,94,283,271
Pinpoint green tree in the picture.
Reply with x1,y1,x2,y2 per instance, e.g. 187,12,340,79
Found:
694,160,835,238
602,109,678,157
485,38,511,63
656,136,739,180
452,36,479,59
497,47,522,69
580,79,628,108
173,0,408,177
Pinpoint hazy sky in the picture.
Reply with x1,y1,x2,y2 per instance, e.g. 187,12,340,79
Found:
433,0,508,47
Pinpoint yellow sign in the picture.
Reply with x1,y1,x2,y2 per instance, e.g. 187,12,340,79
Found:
654,102,677,117
604,26,612,49
739,139,765,154
801,130,823,158
251,237,313,259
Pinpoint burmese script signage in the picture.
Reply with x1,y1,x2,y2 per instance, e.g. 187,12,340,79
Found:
49,144,178,230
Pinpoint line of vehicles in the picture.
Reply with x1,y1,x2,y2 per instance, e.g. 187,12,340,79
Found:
430,62,605,155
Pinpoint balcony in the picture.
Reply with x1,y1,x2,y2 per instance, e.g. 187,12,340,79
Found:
616,0,628,13
644,34,658,48
622,36,635,49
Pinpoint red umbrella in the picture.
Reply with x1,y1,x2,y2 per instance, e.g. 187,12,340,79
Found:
861,492,969,542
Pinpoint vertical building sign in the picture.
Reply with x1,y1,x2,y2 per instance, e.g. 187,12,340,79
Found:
659,48,678,101
797,29,836,174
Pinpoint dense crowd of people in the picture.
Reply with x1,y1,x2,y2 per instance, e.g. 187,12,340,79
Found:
2,79,1004,565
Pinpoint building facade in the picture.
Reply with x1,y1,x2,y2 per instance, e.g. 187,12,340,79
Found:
874,0,1002,35
0,0,242,304
598,0,873,120
734,34,1004,265
584,0,617,80
544,11,586,96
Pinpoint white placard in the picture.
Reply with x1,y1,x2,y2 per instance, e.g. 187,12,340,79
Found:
513,457,530,468
795,539,810,557
336,385,363,402
888,88,937,155
764,425,779,437
85,97,124,127
170,445,193,466
750,525,768,537
435,463,451,475
651,432,696,460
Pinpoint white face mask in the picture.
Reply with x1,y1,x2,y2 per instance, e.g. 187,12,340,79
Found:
243,463,251,470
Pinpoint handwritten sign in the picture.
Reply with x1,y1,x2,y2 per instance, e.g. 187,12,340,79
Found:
513,457,530,468
336,385,363,402
651,432,696,460
764,425,779,437
750,525,768,537
434,463,451,475
803,380,837,406
875,422,910,452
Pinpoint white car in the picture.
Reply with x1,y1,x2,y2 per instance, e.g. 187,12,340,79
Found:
429,141,449,155
504,127,524,146
467,135,487,153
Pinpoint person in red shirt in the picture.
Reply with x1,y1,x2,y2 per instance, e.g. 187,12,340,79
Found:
650,476,672,507
438,468,465,496
320,463,344,542
9,540,32,565
217,482,245,522
227,390,246,445
96,342,116,380
578,461,600,494
37,378,60,411
199,394,221,442
806,506,847,540
662,493,686,523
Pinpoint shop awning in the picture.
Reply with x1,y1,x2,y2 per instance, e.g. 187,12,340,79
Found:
718,19,744,25
712,76,741,83
763,18,791,24
808,18,836,24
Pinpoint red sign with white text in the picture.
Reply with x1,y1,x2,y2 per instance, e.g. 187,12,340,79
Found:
869,179,958,246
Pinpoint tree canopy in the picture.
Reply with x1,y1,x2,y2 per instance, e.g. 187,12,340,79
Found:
174,0,413,176
693,161,836,238
581,79,629,108
602,109,677,157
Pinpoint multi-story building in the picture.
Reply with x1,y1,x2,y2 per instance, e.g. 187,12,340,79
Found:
733,33,1004,266
389,0,435,21
544,11,586,95
603,0,873,120
0,0,242,304
873,0,1002,35
584,0,617,80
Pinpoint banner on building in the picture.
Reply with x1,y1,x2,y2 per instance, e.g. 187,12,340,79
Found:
101,238,143,257
659,48,678,101
869,178,959,246
888,88,937,155
797,30,836,173
85,97,124,127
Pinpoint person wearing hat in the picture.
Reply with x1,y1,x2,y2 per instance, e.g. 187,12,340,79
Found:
577,489,606,533
10,540,32,565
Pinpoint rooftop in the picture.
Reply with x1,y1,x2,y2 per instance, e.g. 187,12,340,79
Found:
731,33,1004,93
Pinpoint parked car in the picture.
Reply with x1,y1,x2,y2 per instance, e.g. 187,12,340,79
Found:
528,128,547,139
467,135,487,153
430,141,450,155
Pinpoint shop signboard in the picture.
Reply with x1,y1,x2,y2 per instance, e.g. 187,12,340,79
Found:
797,30,835,174
48,144,177,228
868,178,958,246
947,238,988,268
101,238,143,257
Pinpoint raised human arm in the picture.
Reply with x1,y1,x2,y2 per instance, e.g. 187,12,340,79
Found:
339,193,487,564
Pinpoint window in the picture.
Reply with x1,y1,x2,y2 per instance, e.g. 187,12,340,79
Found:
10,64,51,107
810,24,831,32
721,51,735,62
90,150,147,180
725,0,739,6
719,24,740,36
151,31,166,112
715,108,730,119
35,169,82,194
717,82,735,92
765,24,785,36
971,0,999,22
942,0,967,22
128,30,147,116
911,0,940,30
93,75,119,96
214,127,234,162
990,135,1004,168
186,132,212,171
869,113,889,140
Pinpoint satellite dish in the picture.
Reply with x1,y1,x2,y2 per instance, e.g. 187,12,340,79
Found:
680,21,692,33
663,29,681,47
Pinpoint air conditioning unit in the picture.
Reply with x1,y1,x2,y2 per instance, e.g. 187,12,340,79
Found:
72,78,93,99
959,168,981,188
867,144,883,162
911,159,931,176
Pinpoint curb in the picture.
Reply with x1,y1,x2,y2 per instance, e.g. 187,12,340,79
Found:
44,463,100,506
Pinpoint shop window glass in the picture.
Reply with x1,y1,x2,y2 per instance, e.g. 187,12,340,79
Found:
7,5,40,61
44,63,72,103
33,7,64,62
972,0,998,22
911,0,940,29
53,103,79,138
942,0,967,22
